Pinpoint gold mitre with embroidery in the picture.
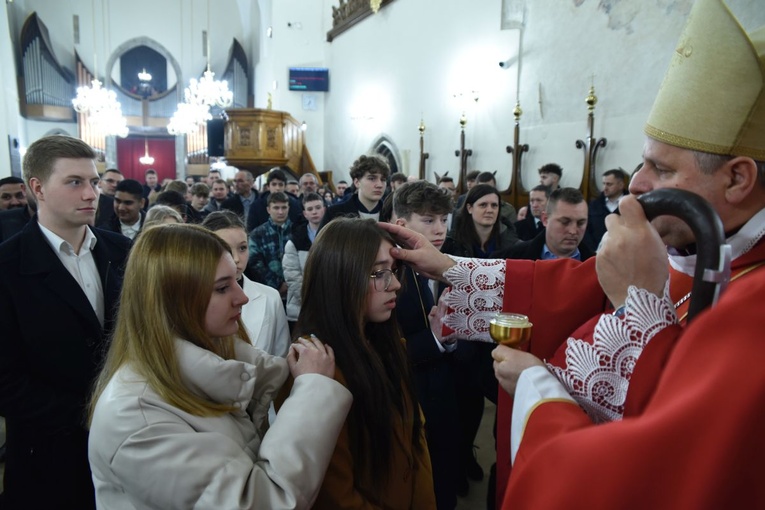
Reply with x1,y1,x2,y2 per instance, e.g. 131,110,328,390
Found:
645,0,765,160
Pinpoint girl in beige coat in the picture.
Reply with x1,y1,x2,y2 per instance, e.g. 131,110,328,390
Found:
88,224,352,509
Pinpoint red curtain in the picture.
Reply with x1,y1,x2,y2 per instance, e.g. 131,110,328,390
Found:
116,138,177,183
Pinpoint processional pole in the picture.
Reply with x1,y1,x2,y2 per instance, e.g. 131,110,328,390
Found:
418,117,429,180
575,83,607,202
504,101,529,208
454,112,473,194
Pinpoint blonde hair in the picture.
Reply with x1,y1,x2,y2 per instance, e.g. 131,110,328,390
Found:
89,224,250,423
143,204,183,228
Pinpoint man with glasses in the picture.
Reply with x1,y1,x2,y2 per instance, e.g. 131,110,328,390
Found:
221,170,256,228
97,169,123,197
94,169,122,229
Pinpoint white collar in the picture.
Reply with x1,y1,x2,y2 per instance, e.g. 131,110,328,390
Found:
669,207,765,276
174,338,288,409
39,222,97,256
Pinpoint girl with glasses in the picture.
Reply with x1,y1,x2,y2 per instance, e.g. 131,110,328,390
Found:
87,224,352,509
286,217,437,509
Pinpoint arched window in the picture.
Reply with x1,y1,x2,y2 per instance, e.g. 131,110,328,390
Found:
371,135,401,175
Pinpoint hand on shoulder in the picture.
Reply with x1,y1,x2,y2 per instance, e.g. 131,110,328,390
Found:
287,335,336,379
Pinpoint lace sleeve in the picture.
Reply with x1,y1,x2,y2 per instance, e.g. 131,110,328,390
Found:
547,283,677,423
439,257,506,343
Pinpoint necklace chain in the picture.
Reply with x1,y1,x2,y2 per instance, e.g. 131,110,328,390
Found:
673,292,691,309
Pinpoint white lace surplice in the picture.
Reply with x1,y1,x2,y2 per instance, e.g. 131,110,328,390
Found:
440,256,505,343
547,284,676,423
439,257,677,423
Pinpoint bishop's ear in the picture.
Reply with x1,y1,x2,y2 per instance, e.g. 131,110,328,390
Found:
724,156,760,204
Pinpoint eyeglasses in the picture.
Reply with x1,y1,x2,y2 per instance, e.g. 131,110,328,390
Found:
370,268,400,292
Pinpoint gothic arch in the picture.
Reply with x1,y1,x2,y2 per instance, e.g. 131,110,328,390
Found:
370,134,401,176
105,37,183,102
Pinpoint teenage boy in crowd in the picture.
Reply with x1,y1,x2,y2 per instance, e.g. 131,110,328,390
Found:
322,154,390,226
391,180,461,510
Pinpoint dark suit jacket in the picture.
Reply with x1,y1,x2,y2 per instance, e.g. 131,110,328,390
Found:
397,267,460,508
320,194,382,229
220,193,246,218
584,192,626,252
493,229,595,262
514,214,545,242
0,221,130,509
0,206,32,244
94,193,116,230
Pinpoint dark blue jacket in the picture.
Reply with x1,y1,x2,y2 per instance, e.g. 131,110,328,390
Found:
0,220,130,509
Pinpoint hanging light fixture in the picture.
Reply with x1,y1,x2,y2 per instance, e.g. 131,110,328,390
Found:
167,101,210,135
139,138,155,165
72,0,128,138
168,0,232,134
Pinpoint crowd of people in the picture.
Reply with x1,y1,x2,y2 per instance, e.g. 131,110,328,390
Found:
1,0,764,508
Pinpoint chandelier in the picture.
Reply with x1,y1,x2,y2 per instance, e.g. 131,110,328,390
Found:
72,78,129,138
187,68,233,110
168,2,232,136
167,101,210,135
139,138,154,165
72,0,128,140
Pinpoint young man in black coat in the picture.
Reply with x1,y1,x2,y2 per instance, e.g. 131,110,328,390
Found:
0,136,130,510
391,180,461,509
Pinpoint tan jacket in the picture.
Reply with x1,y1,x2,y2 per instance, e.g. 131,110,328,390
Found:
89,338,352,509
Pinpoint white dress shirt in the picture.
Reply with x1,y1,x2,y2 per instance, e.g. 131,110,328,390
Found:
39,224,104,326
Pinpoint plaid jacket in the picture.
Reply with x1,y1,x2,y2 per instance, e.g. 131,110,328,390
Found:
248,218,293,290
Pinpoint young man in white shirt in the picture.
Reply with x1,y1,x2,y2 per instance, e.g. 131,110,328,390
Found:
0,135,130,509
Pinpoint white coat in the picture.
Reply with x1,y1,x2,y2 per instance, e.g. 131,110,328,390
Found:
282,240,309,322
242,275,290,357
89,338,352,510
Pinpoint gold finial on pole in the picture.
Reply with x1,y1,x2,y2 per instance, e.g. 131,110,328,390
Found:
418,115,428,180
513,101,523,121
585,85,598,112
576,83,607,202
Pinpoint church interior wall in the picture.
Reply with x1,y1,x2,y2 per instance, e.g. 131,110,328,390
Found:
0,0,762,189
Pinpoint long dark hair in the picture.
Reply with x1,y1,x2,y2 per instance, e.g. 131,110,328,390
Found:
296,218,422,496
453,183,502,249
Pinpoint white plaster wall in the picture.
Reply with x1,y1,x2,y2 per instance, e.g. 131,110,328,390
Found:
318,0,765,189
0,0,763,184
254,0,329,172
0,3,19,175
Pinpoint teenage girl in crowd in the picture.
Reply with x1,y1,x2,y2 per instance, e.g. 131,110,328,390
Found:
88,224,352,509
285,218,437,509
202,210,290,357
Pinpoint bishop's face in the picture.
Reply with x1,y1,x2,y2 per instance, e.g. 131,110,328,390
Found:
629,137,729,248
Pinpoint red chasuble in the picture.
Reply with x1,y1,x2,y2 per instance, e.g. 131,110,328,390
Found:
495,239,765,507
496,257,606,504
502,265,765,509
